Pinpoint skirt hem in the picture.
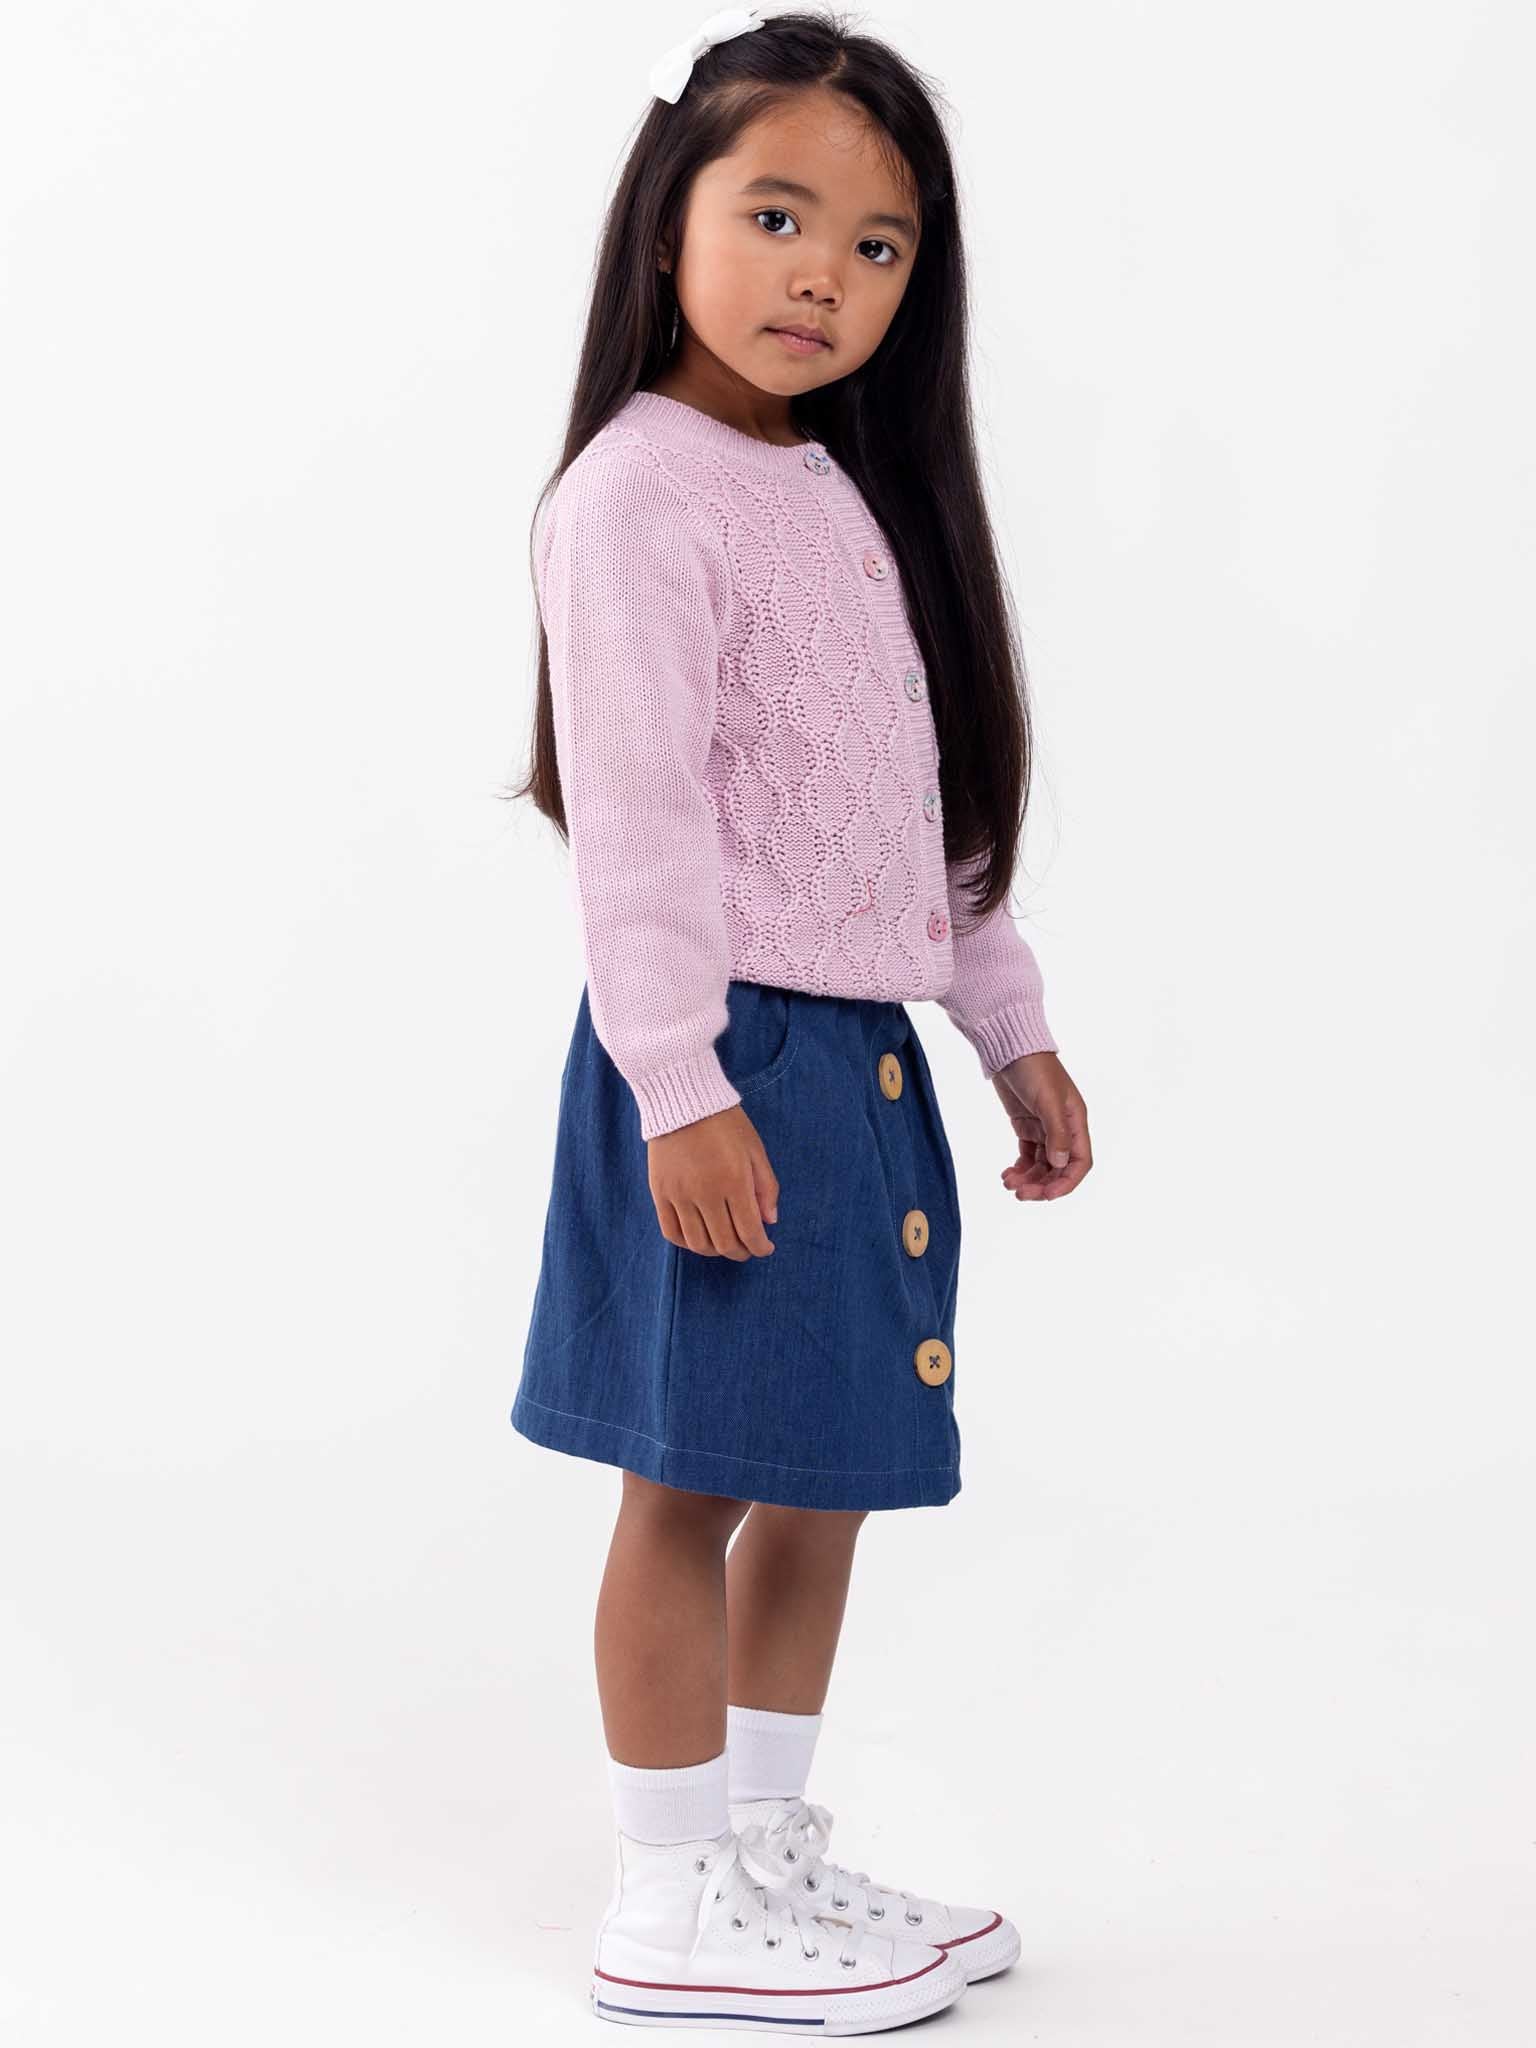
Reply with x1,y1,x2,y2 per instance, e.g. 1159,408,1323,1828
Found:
511,1392,960,1513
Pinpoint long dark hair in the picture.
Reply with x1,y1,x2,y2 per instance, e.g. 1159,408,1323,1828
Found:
506,8,1042,928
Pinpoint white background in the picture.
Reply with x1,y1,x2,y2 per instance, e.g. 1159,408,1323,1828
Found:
2,3,1533,2042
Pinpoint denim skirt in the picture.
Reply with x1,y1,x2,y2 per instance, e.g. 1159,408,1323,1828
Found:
510,978,964,1511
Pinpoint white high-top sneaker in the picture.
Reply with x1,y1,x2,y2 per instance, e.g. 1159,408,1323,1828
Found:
729,1796,1022,1985
590,1821,969,2034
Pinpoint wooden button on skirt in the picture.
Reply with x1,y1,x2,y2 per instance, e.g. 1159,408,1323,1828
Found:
511,978,964,1511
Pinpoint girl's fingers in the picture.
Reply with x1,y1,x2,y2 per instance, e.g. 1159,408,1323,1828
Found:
1003,1124,1093,1199
1008,1111,1047,1141
1048,1137,1094,1195
702,1195,753,1261
725,1184,776,1259
678,1200,715,1256
749,1141,780,1226
1003,1160,1053,1194
655,1174,778,1256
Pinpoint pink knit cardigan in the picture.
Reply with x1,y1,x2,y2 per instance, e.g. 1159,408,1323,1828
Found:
535,389,1057,1141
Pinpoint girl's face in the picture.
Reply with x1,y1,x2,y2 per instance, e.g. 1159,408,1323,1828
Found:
661,90,921,402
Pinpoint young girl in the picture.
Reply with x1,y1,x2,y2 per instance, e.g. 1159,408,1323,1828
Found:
510,8,1092,2032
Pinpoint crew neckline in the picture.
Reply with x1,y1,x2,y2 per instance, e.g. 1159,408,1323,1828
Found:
620,389,827,473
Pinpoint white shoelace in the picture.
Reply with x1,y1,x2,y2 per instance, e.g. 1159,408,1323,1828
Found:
690,1824,869,1968
756,1798,931,1931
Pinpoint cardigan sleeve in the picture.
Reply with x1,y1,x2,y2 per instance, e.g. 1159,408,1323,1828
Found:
935,847,1059,1075
536,447,742,1141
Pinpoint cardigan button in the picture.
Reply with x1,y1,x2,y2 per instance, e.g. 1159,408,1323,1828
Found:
877,1051,904,1100
914,1337,952,1387
803,447,831,475
927,910,949,942
921,790,940,822
903,669,924,700
901,1209,929,1257
863,550,889,580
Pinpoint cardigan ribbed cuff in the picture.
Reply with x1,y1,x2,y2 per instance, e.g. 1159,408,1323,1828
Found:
965,994,1059,1076
630,1046,743,1142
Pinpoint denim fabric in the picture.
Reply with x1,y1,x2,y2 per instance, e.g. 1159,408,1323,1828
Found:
511,978,963,1510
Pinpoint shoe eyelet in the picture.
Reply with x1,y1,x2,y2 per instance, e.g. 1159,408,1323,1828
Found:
868,1904,884,1920
693,1857,708,1873
905,1910,923,1925
804,1875,818,1890
832,1895,848,1909
731,1915,747,1931
765,1935,781,1949
840,1955,857,1970
802,1945,819,1962
783,1848,798,1863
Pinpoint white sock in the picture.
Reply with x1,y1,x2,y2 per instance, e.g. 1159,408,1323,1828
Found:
726,1704,823,1803
607,1747,731,1846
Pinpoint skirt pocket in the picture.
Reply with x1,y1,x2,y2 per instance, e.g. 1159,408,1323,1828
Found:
715,980,801,1099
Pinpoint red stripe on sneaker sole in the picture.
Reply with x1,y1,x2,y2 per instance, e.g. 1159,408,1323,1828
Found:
934,1912,1003,1950
593,1950,948,1997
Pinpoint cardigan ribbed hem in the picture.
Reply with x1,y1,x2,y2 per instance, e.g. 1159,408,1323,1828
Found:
630,1045,742,1141
964,995,1058,1075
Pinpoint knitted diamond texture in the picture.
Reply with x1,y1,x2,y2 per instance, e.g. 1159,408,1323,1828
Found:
535,390,1056,1140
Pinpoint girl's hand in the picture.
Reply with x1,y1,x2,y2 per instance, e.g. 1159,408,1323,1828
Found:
647,1104,780,1259
992,1051,1092,1201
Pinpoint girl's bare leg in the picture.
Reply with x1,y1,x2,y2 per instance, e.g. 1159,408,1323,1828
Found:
724,1504,869,1713
595,1469,752,1766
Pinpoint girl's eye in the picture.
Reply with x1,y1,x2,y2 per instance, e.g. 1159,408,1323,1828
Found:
752,210,902,267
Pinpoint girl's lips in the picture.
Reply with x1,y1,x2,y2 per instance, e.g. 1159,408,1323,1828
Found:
767,327,831,355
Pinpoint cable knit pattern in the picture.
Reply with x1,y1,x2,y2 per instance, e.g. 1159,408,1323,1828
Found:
536,389,1057,1140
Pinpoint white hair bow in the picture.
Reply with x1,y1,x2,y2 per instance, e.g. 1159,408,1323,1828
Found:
649,6,767,104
